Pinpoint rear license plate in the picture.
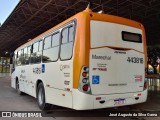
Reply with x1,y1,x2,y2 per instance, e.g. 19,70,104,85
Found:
114,99,125,105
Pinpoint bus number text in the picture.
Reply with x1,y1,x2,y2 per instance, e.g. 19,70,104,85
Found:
127,57,143,64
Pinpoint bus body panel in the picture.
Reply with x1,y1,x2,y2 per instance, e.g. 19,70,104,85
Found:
29,60,73,91
90,48,144,94
90,20,143,52
44,60,73,108
45,87,73,108
89,20,145,95
72,89,147,110
23,65,33,95
73,12,90,89
15,60,73,108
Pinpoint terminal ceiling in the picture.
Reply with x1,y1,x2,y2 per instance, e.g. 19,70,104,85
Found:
0,0,160,56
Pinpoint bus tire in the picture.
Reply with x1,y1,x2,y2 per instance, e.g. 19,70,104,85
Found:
37,82,51,110
16,79,23,95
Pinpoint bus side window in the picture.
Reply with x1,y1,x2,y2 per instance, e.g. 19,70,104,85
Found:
22,47,27,65
25,46,31,65
62,28,68,44
42,33,60,62
17,50,21,66
30,42,41,64
60,25,75,60
13,53,16,68
39,40,43,51
52,32,60,47
37,40,43,62
69,25,74,42
12,53,16,70
44,36,52,50
21,47,31,65
27,46,31,64
21,49,27,65
21,49,24,65
15,52,18,66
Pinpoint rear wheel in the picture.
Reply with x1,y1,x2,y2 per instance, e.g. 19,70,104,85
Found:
37,82,51,110
16,79,23,95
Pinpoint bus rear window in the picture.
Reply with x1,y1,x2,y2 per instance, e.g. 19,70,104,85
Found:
122,31,142,43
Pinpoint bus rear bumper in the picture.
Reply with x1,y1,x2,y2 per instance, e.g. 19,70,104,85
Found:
72,89,148,110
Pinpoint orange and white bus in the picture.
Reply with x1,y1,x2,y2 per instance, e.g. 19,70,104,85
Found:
11,7,147,110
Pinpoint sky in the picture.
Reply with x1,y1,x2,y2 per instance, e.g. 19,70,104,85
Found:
0,0,20,26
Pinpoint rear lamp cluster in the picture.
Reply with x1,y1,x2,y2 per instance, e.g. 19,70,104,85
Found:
79,66,91,93
143,79,148,90
82,84,89,91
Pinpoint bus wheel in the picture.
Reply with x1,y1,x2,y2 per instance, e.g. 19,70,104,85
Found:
37,82,51,110
16,79,23,95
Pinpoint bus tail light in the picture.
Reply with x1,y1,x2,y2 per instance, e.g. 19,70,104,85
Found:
78,66,91,94
143,80,148,90
82,72,87,77
83,84,89,91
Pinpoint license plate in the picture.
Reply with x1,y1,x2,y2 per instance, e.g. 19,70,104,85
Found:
114,99,125,105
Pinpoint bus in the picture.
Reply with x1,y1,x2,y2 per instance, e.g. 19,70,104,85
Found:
11,7,147,110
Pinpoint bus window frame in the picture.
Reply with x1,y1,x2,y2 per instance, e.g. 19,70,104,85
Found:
30,40,42,64
52,32,60,47
60,21,76,61
27,45,31,64
16,50,21,66
22,47,28,65
42,19,76,63
42,30,60,63
39,40,43,52
43,36,52,50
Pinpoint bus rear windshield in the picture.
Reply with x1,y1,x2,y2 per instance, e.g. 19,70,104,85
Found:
122,31,142,43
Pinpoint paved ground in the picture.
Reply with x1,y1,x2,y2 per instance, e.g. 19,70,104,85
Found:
0,73,10,77
0,74,160,120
